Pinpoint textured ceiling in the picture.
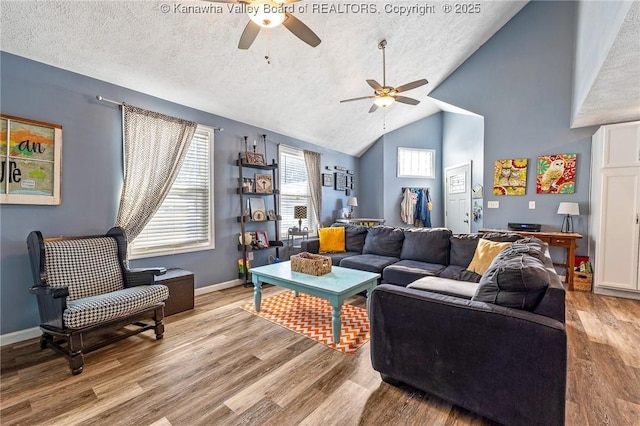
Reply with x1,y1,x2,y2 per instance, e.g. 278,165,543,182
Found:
572,1,640,129
0,0,530,156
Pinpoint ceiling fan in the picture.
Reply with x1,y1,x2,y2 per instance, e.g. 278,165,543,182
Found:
209,0,321,49
341,40,428,113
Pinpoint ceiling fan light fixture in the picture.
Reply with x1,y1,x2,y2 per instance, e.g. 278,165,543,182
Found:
374,95,395,108
249,1,286,28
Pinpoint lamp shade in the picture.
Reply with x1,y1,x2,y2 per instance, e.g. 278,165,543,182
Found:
294,205,307,219
347,197,358,207
557,202,579,216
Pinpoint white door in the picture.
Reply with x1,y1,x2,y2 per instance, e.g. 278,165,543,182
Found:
596,168,640,291
445,163,471,234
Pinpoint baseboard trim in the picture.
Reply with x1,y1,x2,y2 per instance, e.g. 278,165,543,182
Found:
594,286,640,300
1,279,245,346
194,279,243,296
0,327,41,347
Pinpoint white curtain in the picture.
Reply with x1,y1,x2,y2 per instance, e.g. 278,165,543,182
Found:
115,105,197,240
303,150,322,228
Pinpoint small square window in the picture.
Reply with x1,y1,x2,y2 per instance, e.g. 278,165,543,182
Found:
397,147,435,178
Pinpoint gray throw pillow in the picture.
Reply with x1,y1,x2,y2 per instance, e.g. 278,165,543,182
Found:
400,228,451,265
362,226,405,258
472,253,549,311
331,223,368,253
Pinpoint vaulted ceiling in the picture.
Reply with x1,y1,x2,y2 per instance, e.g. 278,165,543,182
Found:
1,1,637,156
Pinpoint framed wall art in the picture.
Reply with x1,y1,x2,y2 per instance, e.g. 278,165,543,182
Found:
493,158,527,196
1,114,63,205
322,173,333,187
334,172,347,191
537,154,576,194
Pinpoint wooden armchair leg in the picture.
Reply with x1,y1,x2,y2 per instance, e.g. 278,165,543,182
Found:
40,333,52,350
154,306,165,340
68,333,84,375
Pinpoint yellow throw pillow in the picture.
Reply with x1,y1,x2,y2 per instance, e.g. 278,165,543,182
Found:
318,227,346,253
467,239,512,275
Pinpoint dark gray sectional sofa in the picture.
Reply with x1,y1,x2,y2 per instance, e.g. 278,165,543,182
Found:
301,224,567,426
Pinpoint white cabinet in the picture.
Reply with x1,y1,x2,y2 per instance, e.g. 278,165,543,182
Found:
590,121,640,299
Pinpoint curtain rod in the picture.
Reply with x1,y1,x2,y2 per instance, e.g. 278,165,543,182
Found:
96,95,125,106
96,95,223,131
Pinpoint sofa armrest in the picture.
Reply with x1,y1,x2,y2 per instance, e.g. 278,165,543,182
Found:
300,238,320,254
124,267,167,287
370,284,566,426
29,285,68,330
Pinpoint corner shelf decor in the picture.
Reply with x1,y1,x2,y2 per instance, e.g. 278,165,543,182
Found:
237,153,282,285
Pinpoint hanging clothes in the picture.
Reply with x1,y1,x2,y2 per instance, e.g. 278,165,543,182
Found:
415,189,432,228
401,188,418,225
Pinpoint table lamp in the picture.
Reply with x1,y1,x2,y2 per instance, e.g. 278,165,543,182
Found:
294,205,307,230
557,202,579,233
347,197,358,218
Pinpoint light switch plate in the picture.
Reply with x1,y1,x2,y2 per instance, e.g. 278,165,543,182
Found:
529,201,536,209
487,201,499,209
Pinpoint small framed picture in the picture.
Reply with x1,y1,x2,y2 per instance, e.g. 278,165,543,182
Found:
335,172,347,191
254,173,272,193
245,151,266,166
322,173,333,187
267,209,277,220
255,230,270,247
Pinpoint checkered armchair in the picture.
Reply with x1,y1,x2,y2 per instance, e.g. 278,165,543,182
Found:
27,227,169,375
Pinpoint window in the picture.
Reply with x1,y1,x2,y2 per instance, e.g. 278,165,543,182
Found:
130,125,214,258
397,147,435,178
279,145,317,235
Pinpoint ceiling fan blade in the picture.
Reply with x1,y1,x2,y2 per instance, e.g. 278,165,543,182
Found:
238,20,261,50
340,95,376,103
283,12,321,47
394,96,420,106
395,79,429,93
367,80,383,91
369,103,379,113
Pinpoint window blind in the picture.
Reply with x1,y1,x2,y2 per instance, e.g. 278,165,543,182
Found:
279,145,317,235
131,125,214,257
397,147,435,178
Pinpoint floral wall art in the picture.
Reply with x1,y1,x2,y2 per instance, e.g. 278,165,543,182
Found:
536,154,576,194
493,158,528,195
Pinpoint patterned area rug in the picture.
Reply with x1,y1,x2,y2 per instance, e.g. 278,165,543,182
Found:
241,291,370,354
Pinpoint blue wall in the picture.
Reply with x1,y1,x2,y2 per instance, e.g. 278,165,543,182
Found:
0,52,357,335
431,1,597,259
442,112,485,232
382,113,444,227
358,135,385,219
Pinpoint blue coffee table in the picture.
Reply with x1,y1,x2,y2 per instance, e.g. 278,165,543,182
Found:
250,261,380,343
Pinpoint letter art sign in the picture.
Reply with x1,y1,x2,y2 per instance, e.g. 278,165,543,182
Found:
0,114,62,205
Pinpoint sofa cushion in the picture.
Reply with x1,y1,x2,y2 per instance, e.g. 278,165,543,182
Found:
472,253,550,311
382,260,447,287
449,233,523,267
339,254,399,274
332,223,368,253
362,226,405,258
467,239,512,275
400,228,451,265
324,251,360,265
408,276,479,299
63,284,169,329
439,265,482,283
318,227,346,253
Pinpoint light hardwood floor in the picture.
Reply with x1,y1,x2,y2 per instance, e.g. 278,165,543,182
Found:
1,285,639,426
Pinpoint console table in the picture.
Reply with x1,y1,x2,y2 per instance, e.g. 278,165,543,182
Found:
335,218,385,227
479,229,582,291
